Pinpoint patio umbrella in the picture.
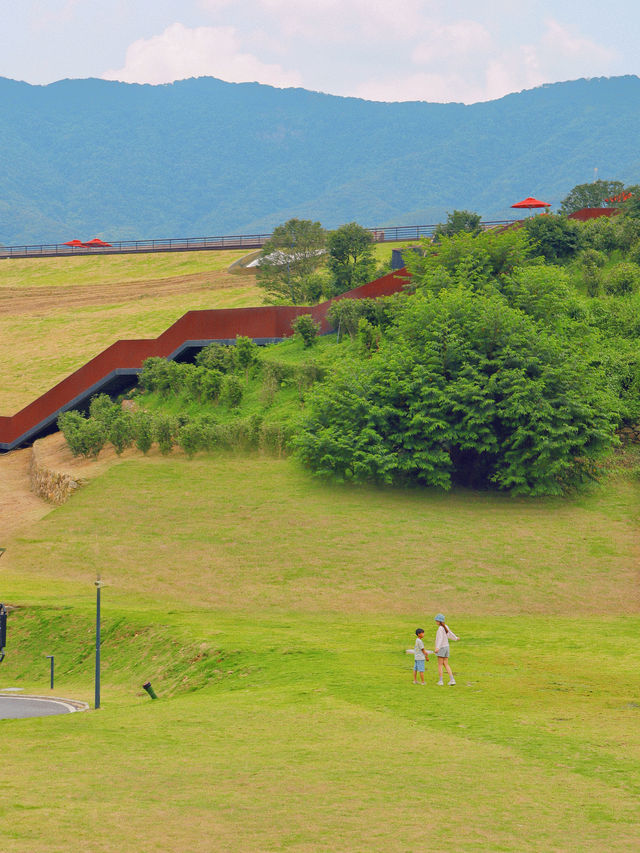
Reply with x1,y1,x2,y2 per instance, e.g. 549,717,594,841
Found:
83,238,112,247
63,239,84,247
511,197,551,216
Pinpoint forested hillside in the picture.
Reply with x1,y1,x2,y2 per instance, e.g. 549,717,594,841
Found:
1,74,640,244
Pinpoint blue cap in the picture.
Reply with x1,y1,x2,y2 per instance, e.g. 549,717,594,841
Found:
435,614,445,622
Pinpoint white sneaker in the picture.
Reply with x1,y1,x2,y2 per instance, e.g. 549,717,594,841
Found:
437,680,444,686
448,679,456,686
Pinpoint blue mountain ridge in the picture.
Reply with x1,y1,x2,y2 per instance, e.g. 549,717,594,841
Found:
0,74,639,244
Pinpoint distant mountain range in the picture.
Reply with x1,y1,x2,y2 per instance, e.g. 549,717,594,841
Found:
1,74,640,245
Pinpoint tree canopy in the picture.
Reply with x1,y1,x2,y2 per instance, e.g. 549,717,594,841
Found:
559,180,629,214
256,218,327,304
326,222,377,295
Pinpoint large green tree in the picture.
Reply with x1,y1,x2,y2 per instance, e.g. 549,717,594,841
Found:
256,218,327,304
296,286,616,495
327,222,377,295
559,180,626,214
434,209,481,237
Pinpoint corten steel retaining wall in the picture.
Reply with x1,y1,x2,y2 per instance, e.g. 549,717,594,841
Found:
0,269,409,451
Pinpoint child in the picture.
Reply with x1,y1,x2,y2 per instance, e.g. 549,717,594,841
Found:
413,628,429,684
434,614,459,685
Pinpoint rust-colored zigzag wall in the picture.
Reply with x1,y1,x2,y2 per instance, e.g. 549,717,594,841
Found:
0,269,408,451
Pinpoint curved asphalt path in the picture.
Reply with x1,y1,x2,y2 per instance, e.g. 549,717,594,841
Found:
0,695,87,719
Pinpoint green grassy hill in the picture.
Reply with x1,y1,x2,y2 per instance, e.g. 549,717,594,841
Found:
2,237,640,851
1,449,639,851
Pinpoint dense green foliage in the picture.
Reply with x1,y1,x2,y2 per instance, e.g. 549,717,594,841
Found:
4,75,640,244
558,179,634,213
434,210,482,237
326,222,376,294
58,212,640,496
295,220,640,493
256,219,327,304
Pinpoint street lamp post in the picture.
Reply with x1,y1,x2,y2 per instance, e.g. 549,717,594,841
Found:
95,574,103,709
0,548,6,664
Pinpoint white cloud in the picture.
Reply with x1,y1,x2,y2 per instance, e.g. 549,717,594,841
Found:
541,18,613,62
102,22,303,88
412,20,493,66
255,0,426,42
354,71,486,105
355,16,618,103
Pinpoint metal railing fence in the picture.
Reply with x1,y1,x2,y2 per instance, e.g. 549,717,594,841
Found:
0,221,516,259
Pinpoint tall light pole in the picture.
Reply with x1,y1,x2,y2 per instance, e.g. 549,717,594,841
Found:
0,548,6,664
95,573,102,709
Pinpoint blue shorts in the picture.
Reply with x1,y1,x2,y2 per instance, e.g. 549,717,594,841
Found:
414,659,425,672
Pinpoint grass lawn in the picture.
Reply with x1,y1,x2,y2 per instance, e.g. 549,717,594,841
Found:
1,451,639,851
0,250,249,290
0,250,262,413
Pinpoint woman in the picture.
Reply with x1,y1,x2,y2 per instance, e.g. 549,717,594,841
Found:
434,613,459,685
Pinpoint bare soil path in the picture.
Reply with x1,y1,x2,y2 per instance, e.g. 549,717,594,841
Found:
0,270,241,315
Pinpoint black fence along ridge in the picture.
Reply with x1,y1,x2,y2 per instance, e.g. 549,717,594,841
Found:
0,222,516,260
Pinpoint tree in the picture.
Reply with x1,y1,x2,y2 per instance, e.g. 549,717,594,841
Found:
295,287,616,495
559,180,626,214
291,314,320,348
523,214,582,261
327,222,376,295
256,218,327,304
434,210,481,237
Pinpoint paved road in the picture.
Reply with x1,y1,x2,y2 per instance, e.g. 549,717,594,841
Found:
0,695,83,719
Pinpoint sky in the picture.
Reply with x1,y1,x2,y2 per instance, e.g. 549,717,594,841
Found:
0,0,638,104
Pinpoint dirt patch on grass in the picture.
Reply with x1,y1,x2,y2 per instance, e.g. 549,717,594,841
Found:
0,448,51,541
0,433,142,543
0,270,242,315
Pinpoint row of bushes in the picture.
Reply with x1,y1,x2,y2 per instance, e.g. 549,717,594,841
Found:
138,346,326,408
57,395,292,459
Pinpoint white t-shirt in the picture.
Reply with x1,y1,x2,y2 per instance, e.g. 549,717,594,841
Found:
435,625,459,650
414,637,426,660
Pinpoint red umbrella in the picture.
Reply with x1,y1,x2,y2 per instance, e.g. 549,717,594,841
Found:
83,237,112,247
511,197,551,216
64,239,84,247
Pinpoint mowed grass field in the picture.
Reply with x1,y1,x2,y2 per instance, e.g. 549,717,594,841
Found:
1,246,639,851
1,451,639,852
0,250,261,413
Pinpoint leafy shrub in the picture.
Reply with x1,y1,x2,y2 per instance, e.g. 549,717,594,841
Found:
177,419,205,459
435,209,481,237
57,411,87,456
195,343,234,373
200,369,224,403
523,215,583,261
291,313,320,347
58,411,107,458
220,374,243,408
235,336,259,373
581,217,622,253
604,262,640,296
357,317,381,354
109,412,134,455
133,411,153,454
154,414,176,455
89,394,119,429
259,421,292,457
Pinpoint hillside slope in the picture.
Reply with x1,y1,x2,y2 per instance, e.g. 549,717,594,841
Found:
1,74,640,243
